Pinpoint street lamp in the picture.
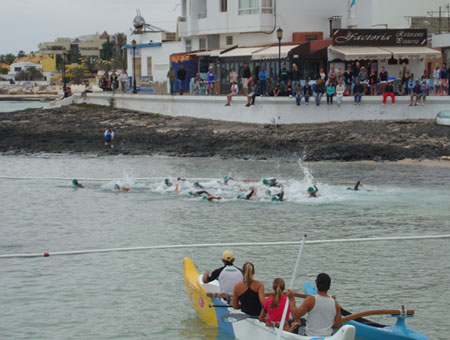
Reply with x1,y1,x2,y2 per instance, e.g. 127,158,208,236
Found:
276,27,283,78
131,39,137,94
62,52,67,90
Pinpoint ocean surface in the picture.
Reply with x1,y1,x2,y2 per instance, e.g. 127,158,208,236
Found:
0,100,50,112
0,155,449,340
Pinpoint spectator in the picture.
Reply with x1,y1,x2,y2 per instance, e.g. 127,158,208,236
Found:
398,63,411,95
246,81,260,106
294,81,303,105
272,79,282,97
314,79,325,106
167,66,176,95
328,67,337,86
408,74,415,95
279,64,290,87
326,82,335,105
206,66,216,95
110,72,119,91
368,68,378,96
241,63,251,96
104,127,114,148
302,81,313,105
358,66,368,94
336,80,345,107
177,65,187,95
266,79,273,96
433,63,441,96
291,63,301,95
353,80,363,105
343,67,353,95
229,68,238,85
193,73,203,94
225,80,239,106
119,70,128,93
378,66,388,94
439,64,447,96
258,66,267,96
410,80,422,106
319,68,327,82
81,82,92,100
63,86,73,98
419,79,430,105
352,61,361,81
336,66,344,84
382,81,395,105
283,80,293,97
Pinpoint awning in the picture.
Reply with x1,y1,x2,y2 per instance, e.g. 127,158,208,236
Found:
219,47,264,58
252,45,299,60
190,49,223,57
380,46,441,59
328,46,391,60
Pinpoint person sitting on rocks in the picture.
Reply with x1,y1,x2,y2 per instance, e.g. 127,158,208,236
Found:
63,86,73,98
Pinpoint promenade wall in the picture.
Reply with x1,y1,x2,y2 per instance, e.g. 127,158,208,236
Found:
69,93,450,125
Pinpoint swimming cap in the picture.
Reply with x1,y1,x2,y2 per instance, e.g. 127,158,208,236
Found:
237,194,243,199
224,176,229,180
308,187,315,193
188,191,193,195
263,179,268,185
265,190,271,195
271,196,280,201
115,184,120,190
72,179,78,185
202,196,208,200
194,181,200,186
164,178,169,185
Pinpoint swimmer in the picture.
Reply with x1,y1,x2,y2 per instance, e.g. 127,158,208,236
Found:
193,181,204,189
262,178,281,188
353,181,362,191
189,190,222,201
72,179,83,188
307,185,319,197
224,176,235,185
265,189,287,201
115,184,131,192
237,186,257,200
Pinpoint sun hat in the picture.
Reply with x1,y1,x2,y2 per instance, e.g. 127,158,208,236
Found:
222,250,235,261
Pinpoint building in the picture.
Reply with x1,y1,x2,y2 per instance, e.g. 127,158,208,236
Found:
128,0,446,94
39,32,109,58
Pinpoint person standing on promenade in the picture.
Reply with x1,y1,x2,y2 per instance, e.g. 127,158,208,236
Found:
119,70,128,93
207,66,216,95
353,80,363,105
344,67,353,95
382,81,395,105
357,66,368,95
352,61,360,83
279,64,290,87
259,66,267,96
433,64,441,96
241,63,251,96
177,65,187,95
336,80,345,107
399,63,411,95
314,79,324,106
328,66,337,86
378,66,388,94
225,80,239,106
319,68,327,82
368,68,378,96
202,250,243,295
291,63,301,95
167,66,176,95
439,64,447,96
104,127,115,148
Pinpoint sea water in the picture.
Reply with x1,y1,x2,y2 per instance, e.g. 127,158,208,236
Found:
0,155,449,340
0,100,50,113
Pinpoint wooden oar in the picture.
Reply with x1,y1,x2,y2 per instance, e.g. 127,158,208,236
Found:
342,309,414,323
276,234,307,340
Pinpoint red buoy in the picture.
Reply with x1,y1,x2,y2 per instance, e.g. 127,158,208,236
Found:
44,252,50,257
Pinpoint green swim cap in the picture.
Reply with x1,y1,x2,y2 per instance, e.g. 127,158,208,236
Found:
308,187,315,193
115,184,120,190
188,191,193,195
72,179,78,185
265,190,271,195
202,196,208,200
237,194,243,199
271,196,280,201
194,181,200,186
224,176,229,180
164,178,169,185
263,179,268,185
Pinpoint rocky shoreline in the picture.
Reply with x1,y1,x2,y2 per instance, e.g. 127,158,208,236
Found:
0,104,449,161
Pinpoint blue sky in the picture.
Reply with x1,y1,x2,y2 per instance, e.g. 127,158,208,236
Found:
0,0,180,55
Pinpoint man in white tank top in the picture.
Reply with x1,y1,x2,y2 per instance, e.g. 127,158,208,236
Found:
287,273,342,337
202,250,243,295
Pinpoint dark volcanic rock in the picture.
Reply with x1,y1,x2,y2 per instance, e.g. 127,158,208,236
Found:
0,105,449,161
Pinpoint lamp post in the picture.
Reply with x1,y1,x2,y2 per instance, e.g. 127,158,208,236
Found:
62,52,67,90
276,27,283,79
131,39,137,94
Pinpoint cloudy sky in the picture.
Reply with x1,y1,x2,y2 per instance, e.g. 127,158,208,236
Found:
0,0,180,55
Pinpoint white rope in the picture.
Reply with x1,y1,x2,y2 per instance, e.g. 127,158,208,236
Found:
1,234,448,259
0,176,223,182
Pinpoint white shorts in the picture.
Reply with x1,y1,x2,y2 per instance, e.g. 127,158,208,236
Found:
242,78,249,89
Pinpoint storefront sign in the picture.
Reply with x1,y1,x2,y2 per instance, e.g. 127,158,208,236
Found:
333,29,427,46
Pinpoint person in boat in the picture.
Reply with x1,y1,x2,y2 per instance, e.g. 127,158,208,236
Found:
307,185,319,197
259,278,291,330
72,179,83,188
237,186,257,200
189,190,221,201
232,262,265,317
202,250,243,295
115,184,130,192
262,178,281,188
287,273,342,337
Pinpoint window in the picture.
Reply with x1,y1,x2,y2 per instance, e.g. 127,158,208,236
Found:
239,0,259,15
185,39,192,52
220,0,227,12
226,36,233,45
14,67,21,72
261,0,273,13
305,35,319,41
199,38,207,50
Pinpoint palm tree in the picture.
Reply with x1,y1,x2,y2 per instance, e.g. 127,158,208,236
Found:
70,66,85,84
97,60,112,77
27,67,43,81
83,56,98,74
112,56,127,72
112,32,127,58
